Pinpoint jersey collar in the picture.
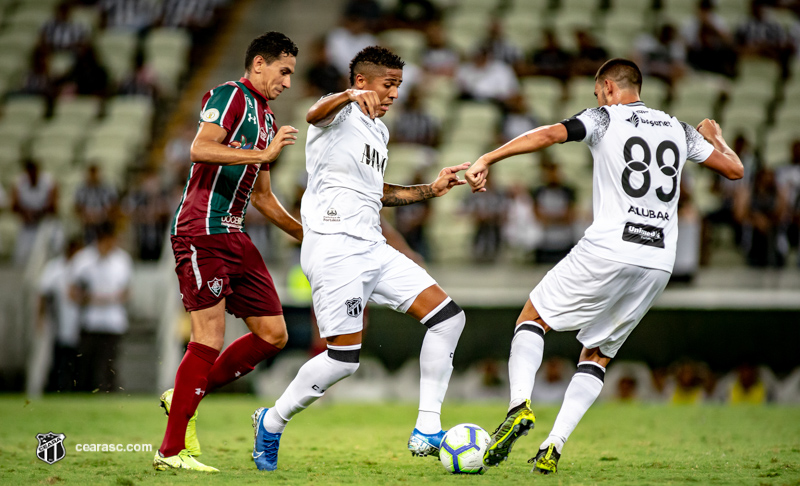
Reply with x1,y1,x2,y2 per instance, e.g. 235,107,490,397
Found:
239,77,268,103
625,101,645,107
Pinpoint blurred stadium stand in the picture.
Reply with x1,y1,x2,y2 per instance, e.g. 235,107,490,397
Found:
0,0,798,394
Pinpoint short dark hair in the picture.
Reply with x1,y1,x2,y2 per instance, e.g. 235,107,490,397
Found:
349,46,405,86
244,31,298,71
595,58,642,93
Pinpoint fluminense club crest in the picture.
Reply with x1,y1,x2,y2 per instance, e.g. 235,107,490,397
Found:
345,297,363,318
36,432,66,465
208,277,224,297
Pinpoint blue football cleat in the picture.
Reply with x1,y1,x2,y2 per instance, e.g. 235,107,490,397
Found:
408,428,446,457
251,407,281,471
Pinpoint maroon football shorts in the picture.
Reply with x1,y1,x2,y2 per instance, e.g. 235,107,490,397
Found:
171,232,282,318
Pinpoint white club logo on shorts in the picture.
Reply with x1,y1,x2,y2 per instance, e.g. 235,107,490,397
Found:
345,297,363,318
208,277,223,297
202,108,220,122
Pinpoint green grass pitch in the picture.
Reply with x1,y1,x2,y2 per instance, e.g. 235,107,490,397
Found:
1,395,798,485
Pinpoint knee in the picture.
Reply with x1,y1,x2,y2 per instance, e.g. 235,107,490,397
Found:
252,321,288,349
424,299,466,335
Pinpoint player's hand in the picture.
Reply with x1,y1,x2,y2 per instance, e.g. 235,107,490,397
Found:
347,89,381,119
465,157,490,193
261,125,298,163
430,162,469,197
697,118,722,142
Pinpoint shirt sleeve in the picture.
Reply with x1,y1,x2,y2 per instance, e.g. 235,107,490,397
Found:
324,99,354,128
199,84,243,134
681,122,715,163
560,107,610,146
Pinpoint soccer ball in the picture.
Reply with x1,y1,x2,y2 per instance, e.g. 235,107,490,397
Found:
438,423,491,474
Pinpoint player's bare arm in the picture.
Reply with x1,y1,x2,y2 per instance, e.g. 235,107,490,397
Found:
306,89,382,126
466,124,568,193
250,169,303,242
695,119,744,180
190,122,297,166
381,162,470,207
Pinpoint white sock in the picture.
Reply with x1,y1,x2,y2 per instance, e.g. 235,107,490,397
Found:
416,299,465,434
508,321,545,412
263,345,361,434
542,361,605,453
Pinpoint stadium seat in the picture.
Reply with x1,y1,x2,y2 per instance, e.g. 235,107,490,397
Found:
95,29,138,83
763,129,798,168
385,143,434,183
69,4,100,32
0,141,24,177
52,96,102,125
499,11,541,51
2,95,47,124
144,28,191,83
379,29,426,65
6,3,56,30
522,76,562,123
106,95,155,133
0,49,30,89
737,58,781,87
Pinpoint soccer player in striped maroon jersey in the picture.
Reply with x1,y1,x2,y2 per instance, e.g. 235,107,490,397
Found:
153,31,302,472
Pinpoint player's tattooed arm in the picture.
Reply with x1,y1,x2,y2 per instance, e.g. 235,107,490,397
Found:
381,183,436,206
381,162,470,206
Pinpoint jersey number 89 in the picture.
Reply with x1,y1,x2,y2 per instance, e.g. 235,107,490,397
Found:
621,136,680,203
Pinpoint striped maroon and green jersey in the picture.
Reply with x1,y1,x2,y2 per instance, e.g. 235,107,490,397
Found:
171,77,277,236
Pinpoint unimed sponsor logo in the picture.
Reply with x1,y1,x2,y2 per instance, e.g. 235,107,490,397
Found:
622,222,665,248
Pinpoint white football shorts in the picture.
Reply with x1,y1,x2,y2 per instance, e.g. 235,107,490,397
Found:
530,239,670,358
300,231,437,338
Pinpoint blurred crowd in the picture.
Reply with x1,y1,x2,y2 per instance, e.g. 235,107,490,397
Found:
467,356,800,405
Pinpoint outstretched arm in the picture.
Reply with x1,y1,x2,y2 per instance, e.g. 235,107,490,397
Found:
381,162,470,207
190,122,298,166
696,119,744,180
465,123,568,193
250,170,303,242
306,89,382,126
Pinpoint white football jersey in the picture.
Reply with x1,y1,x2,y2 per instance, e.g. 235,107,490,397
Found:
302,99,389,242
565,101,714,272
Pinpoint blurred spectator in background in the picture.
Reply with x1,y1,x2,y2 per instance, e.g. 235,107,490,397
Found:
667,360,712,404
160,0,216,32
498,93,538,144
393,171,432,261
602,361,659,402
60,42,109,97
714,362,778,404
99,0,159,33
70,222,132,392
736,0,793,77
117,50,160,101
672,177,701,283
531,357,572,403
456,47,519,104
38,237,83,392
480,19,525,75
19,46,58,111
503,181,540,259
734,167,789,267
633,23,687,101
123,170,170,260
683,0,738,78
326,3,379,76
11,159,57,267
527,29,573,87
391,85,440,147
776,140,800,260
39,2,90,54
305,36,347,98
74,164,118,244
777,366,800,403
421,21,459,77
464,177,508,262
531,159,576,264
163,123,195,185
571,29,609,77
701,134,752,265
387,0,440,31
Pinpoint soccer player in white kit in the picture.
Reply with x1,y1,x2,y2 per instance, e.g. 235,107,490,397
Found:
465,59,744,474
251,46,473,471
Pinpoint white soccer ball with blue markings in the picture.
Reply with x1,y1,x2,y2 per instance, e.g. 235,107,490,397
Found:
438,423,491,474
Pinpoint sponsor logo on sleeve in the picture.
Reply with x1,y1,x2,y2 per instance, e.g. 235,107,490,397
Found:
622,222,665,248
202,108,220,122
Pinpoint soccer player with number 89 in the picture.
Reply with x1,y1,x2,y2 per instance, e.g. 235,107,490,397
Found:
465,58,743,474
